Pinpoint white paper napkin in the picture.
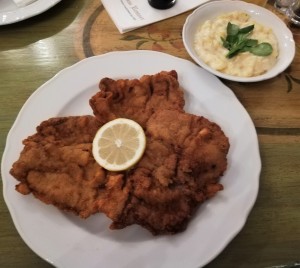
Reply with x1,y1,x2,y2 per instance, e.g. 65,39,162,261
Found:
13,0,37,7
102,0,211,34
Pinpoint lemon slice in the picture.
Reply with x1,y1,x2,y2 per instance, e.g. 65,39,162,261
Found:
92,118,146,171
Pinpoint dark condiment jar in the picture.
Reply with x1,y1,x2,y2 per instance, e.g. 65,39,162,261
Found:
148,0,177,10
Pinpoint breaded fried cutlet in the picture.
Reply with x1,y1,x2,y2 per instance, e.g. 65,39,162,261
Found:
96,109,229,235
89,70,185,127
10,70,230,236
10,116,107,218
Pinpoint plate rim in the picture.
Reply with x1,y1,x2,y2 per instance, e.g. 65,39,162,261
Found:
0,0,61,25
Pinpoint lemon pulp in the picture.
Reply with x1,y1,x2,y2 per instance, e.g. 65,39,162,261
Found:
92,118,146,171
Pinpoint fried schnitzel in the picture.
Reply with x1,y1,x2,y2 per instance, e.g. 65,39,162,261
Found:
90,70,185,127
10,116,107,218
10,70,230,235
10,71,186,221
89,70,229,234
95,109,229,235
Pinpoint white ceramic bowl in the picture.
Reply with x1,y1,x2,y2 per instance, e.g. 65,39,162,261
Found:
182,0,296,82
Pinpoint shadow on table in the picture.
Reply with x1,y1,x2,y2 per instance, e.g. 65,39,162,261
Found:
0,0,85,50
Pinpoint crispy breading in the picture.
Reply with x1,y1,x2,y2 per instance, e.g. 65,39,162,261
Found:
96,109,229,235
10,116,107,218
89,70,185,127
10,71,230,235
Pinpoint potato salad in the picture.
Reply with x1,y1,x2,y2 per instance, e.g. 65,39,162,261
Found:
194,11,278,77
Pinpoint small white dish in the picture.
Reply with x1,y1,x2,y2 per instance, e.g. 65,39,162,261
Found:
0,0,61,25
182,0,296,82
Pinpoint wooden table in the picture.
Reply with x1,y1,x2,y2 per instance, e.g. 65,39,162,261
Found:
0,0,299,267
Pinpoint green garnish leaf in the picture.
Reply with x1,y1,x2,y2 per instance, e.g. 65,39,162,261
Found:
245,39,258,47
226,34,238,44
221,22,273,58
239,24,254,34
227,22,239,36
249,42,273,56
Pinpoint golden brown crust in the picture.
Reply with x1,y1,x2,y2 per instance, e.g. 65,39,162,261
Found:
89,70,185,127
10,71,230,235
96,109,229,235
10,115,106,218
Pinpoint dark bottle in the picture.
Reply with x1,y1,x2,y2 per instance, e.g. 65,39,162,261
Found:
148,0,177,10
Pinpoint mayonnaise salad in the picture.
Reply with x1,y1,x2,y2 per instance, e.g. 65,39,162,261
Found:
194,11,278,77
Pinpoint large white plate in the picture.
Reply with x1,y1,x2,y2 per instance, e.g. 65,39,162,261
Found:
1,51,261,268
0,0,61,25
